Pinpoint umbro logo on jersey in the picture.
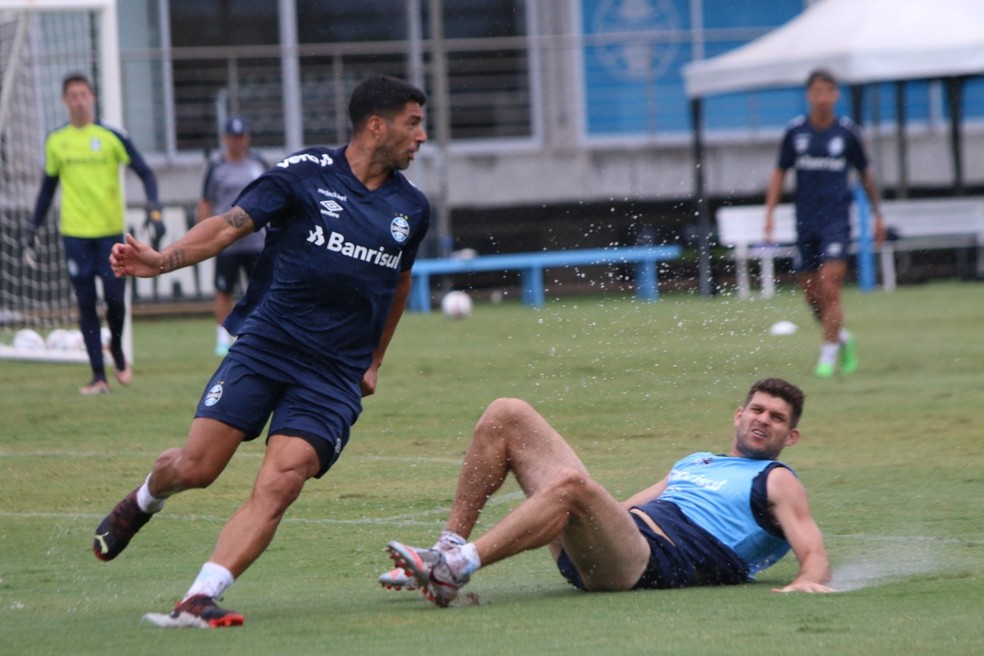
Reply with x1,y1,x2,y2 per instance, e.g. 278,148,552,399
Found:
794,133,810,153
320,200,344,218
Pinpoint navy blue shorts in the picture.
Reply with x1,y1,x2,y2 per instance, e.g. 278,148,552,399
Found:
796,222,851,272
194,334,363,478
555,504,748,590
214,251,261,294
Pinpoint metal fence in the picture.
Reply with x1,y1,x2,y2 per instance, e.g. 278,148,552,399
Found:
122,36,534,155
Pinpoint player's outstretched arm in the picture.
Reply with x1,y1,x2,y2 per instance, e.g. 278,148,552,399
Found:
111,206,254,278
767,467,836,594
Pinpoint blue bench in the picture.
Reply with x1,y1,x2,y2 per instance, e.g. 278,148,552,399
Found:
408,245,683,312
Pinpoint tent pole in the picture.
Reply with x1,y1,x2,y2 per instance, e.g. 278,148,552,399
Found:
945,76,965,195
850,84,865,124
895,81,908,199
691,98,712,297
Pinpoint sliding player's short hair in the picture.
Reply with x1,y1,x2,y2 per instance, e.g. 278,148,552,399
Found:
745,378,806,428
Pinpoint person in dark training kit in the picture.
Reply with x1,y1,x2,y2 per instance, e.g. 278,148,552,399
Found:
384,378,834,607
764,68,885,379
94,74,430,628
28,72,163,395
197,116,267,356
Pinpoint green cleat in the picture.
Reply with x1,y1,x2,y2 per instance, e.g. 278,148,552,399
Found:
840,335,858,375
814,362,836,379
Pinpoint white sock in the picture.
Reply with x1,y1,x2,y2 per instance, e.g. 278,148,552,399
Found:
444,543,481,579
839,328,851,344
435,530,466,550
182,561,235,602
818,342,840,366
136,475,165,514
216,325,232,347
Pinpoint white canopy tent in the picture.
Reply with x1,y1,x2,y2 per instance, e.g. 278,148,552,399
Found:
680,0,984,295
683,0,984,97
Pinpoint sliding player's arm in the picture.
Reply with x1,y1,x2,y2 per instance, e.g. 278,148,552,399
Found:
768,467,835,593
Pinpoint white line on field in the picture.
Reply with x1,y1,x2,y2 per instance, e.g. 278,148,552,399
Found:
0,491,528,527
0,451,461,464
0,506,980,546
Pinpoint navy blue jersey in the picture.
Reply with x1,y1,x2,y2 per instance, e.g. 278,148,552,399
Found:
777,115,869,231
223,146,429,371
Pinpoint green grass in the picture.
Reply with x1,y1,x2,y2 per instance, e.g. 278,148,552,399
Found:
1,281,982,655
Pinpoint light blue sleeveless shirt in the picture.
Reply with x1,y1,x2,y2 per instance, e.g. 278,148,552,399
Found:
658,452,792,576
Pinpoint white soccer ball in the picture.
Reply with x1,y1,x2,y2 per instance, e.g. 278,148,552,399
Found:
56,329,86,351
13,328,45,350
45,329,71,350
440,291,472,319
769,320,798,336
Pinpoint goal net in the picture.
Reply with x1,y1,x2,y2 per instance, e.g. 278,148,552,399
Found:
0,0,128,363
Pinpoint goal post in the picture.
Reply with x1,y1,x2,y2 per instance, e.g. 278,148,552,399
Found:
0,0,132,364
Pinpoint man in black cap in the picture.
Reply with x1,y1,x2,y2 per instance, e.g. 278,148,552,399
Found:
197,116,268,355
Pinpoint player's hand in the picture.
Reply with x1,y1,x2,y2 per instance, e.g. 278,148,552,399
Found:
772,581,836,594
144,203,166,247
110,233,163,278
874,215,887,246
360,363,380,397
23,229,38,270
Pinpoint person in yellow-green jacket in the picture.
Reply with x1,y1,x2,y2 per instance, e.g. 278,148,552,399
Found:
28,72,162,396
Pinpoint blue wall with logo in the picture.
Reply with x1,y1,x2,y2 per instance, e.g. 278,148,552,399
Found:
581,0,984,138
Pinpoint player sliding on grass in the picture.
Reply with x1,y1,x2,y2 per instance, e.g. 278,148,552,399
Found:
92,74,430,628
384,378,835,607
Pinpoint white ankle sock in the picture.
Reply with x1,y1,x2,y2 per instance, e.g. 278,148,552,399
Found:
216,325,232,347
839,328,851,344
435,530,466,550
182,561,235,602
136,476,165,514
819,342,840,366
444,543,481,578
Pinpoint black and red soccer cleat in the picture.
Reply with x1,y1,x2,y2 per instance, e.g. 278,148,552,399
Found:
143,595,245,628
92,488,153,561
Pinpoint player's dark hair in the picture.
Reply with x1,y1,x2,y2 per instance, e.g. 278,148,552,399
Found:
745,378,805,428
62,72,94,95
806,68,837,88
349,74,426,133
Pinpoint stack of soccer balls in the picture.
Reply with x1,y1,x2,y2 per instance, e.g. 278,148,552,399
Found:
9,327,111,351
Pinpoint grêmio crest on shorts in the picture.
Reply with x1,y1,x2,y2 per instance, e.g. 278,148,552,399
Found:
224,146,430,370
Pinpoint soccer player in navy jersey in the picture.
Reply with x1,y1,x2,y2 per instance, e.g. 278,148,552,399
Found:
93,74,430,627
764,69,885,378
385,378,834,608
